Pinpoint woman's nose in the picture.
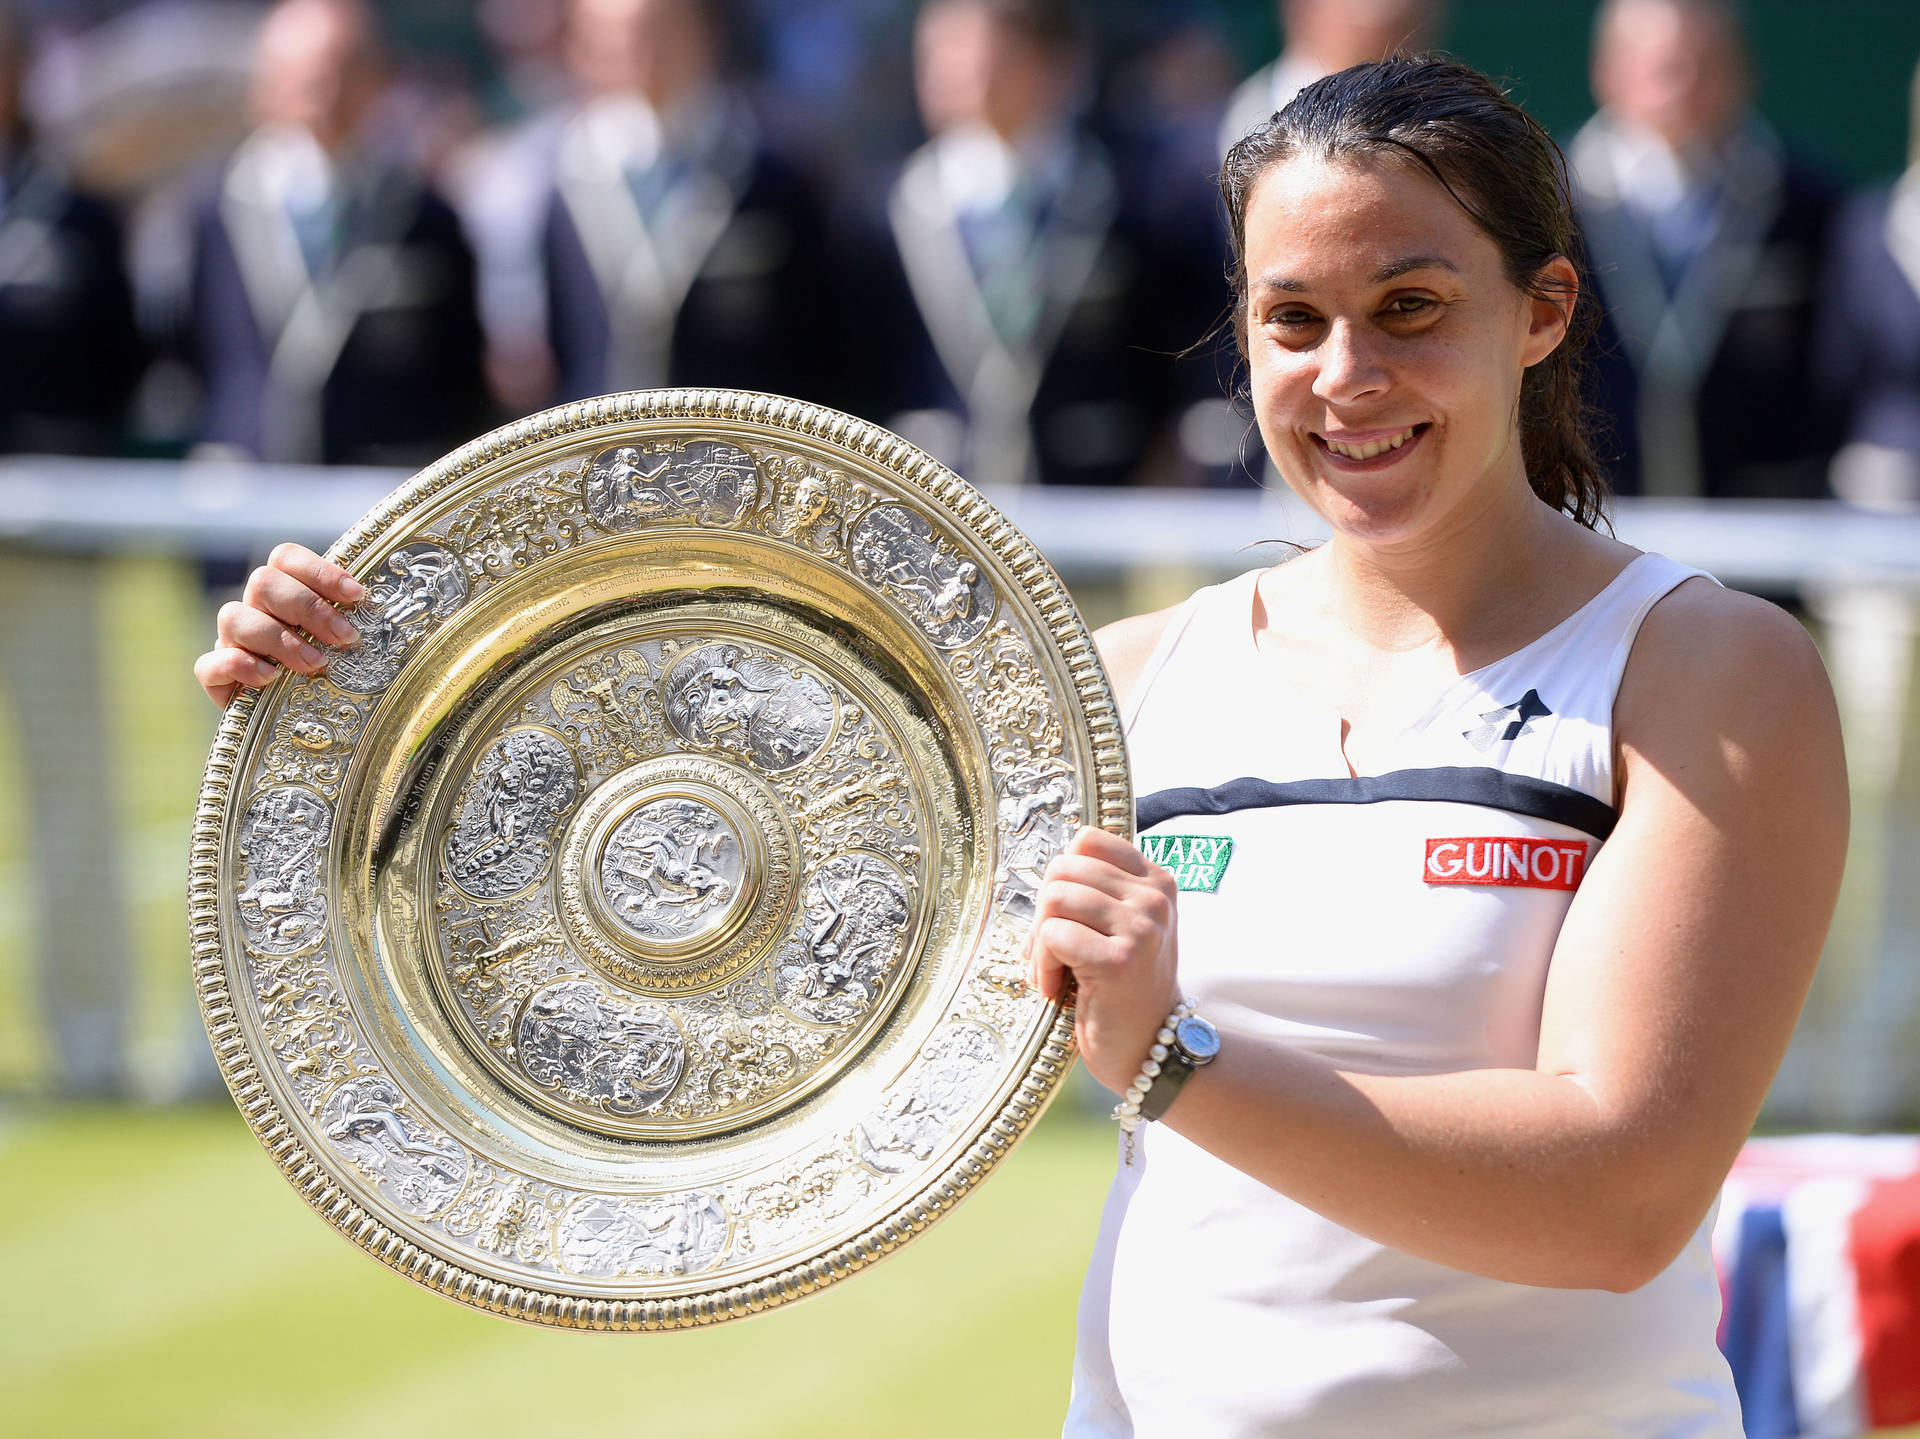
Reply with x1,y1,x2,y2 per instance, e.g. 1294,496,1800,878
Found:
1310,319,1389,406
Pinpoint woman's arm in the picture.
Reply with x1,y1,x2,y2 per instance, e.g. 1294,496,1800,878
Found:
194,543,364,706
1032,580,1847,1292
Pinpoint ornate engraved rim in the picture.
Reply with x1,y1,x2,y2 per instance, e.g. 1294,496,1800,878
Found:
189,389,1129,1329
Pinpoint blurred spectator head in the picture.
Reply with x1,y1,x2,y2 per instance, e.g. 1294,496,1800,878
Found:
250,0,385,153
563,0,722,110
1278,0,1444,73
1591,0,1749,151
914,0,1085,142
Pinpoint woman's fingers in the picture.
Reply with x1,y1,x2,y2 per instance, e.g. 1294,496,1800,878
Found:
194,644,279,707
240,564,361,648
266,542,365,608
1064,824,1157,876
217,600,333,675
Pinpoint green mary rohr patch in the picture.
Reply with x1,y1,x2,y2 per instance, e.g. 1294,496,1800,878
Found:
1139,834,1234,893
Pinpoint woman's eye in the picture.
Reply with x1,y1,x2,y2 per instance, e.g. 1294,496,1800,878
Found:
1268,308,1318,329
1384,295,1437,318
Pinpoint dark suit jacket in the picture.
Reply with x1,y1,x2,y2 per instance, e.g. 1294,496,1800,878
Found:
190,154,488,466
543,137,839,407
1812,179,1920,461
1574,118,1841,499
836,133,1181,488
0,147,140,454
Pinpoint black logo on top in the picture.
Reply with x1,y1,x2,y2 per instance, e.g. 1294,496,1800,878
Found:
1463,689,1551,751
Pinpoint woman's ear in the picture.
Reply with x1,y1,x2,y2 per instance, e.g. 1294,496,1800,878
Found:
1522,254,1580,367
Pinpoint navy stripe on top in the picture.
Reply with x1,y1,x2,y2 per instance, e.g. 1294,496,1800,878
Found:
1136,766,1618,842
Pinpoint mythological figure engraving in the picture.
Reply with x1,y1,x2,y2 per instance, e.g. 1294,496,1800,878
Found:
849,504,995,647
583,439,759,530
236,785,334,956
557,1191,730,1278
326,543,470,693
320,1075,468,1215
598,797,743,944
444,728,582,899
993,758,1080,921
547,647,655,771
852,1022,1004,1175
759,452,856,555
664,643,834,771
776,853,912,1025
515,979,685,1115
440,1166,565,1267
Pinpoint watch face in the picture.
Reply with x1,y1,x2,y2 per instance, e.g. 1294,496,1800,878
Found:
1174,1015,1220,1062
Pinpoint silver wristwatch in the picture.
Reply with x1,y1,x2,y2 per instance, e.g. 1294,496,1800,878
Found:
1138,1012,1220,1122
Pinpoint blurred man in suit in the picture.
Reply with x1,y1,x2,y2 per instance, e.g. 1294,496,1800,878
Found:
1814,56,1920,510
1217,0,1443,160
542,0,838,405
0,5,142,1095
187,0,488,466
842,0,1176,488
1570,0,1840,498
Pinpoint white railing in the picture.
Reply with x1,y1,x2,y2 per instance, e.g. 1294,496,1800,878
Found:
1,456,1914,1121
3,454,1919,591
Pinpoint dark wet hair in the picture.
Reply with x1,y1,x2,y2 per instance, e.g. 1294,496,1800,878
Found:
1221,55,1609,530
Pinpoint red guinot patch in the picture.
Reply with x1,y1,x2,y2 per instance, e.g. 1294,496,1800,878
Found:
1424,837,1588,891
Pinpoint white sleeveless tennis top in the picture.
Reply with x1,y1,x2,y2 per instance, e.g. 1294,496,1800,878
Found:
1065,552,1744,1438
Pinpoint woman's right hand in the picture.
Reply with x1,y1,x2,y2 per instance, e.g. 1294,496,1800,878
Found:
194,543,366,707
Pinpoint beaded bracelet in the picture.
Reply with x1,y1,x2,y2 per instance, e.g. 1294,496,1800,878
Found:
1111,998,1193,1167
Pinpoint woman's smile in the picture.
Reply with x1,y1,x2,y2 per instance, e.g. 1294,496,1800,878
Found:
1311,422,1432,468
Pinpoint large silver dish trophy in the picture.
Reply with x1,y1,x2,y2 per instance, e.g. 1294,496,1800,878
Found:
190,391,1129,1328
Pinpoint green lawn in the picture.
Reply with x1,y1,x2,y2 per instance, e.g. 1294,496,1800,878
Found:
0,1100,1117,1439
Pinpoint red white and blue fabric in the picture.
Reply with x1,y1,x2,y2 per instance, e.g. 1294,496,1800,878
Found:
1716,1136,1920,1437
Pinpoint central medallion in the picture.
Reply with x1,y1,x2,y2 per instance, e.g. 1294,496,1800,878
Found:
557,754,797,996
597,796,744,946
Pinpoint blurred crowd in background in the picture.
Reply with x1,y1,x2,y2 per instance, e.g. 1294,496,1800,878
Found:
7,0,1920,1104
3,0,1920,501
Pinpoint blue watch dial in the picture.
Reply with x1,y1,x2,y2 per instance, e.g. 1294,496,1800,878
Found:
1173,1014,1220,1063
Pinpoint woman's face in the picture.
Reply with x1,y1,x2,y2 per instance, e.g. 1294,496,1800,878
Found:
1241,152,1572,551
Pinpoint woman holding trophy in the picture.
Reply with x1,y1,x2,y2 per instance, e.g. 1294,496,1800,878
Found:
198,55,1844,1439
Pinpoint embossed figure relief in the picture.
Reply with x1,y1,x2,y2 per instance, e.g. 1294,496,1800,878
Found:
320,1074,469,1216
992,758,1080,922
444,728,583,899
547,647,657,774
599,797,743,945
663,643,835,771
236,784,334,956
852,1022,1005,1175
440,1165,568,1269
757,450,865,557
515,979,685,1116
439,469,588,577
850,503,995,647
326,542,470,693
582,438,759,530
776,852,913,1025
557,1191,730,1278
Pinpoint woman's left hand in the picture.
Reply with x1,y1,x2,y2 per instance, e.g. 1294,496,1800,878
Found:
1027,826,1185,1094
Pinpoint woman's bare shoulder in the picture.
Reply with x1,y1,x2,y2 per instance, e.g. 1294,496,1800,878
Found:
1616,577,1844,811
1094,607,1180,711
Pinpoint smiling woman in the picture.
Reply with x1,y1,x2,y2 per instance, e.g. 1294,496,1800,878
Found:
1028,56,1849,1438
